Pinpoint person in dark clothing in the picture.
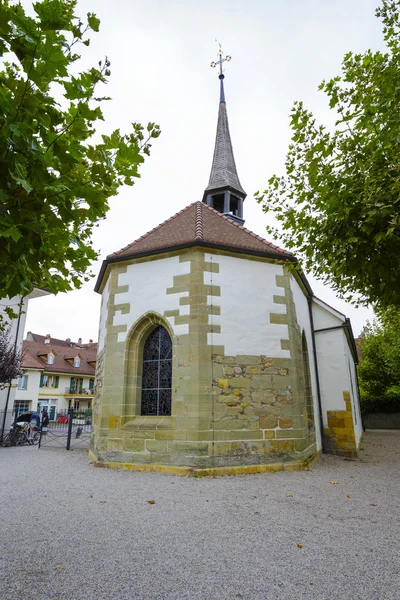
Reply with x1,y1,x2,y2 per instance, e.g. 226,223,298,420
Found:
41,410,49,434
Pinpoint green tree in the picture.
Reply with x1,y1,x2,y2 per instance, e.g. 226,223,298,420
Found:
358,307,400,412
0,0,160,303
256,0,400,308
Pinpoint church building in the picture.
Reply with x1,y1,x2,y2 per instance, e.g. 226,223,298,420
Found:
90,55,363,475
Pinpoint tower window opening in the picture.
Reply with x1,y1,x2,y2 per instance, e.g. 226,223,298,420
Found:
212,193,225,213
230,195,239,216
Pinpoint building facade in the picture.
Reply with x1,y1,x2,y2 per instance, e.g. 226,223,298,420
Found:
91,59,362,474
15,333,97,419
0,289,49,432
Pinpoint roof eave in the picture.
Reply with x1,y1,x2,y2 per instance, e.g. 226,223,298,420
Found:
95,241,296,293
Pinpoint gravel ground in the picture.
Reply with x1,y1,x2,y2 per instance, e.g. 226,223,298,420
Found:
0,430,399,600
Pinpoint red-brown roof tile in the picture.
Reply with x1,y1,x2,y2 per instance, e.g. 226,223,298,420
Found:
22,339,98,376
109,201,292,260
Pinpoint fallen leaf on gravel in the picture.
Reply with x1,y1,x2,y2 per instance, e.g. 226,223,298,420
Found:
57,568,65,571
329,481,340,485
347,495,352,498
99,500,106,504
369,503,377,506
286,493,293,497
297,544,303,548
147,500,156,504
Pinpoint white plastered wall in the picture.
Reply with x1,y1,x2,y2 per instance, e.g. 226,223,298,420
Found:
111,256,191,344
15,369,42,412
312,300,362,445
204,254,290,358
290,276,323,451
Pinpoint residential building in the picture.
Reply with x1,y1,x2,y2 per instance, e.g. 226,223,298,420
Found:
15,333,97,420
0,290,49,432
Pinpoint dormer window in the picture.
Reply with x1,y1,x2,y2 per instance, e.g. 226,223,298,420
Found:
74,356,80,368
47,352,54,365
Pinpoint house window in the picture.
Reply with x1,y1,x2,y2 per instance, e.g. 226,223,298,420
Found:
14,400,30,415
141,326,172,416
47,353,54,365
74,356,80,368
17,375,28,390
40,374,49,388
89,378,94,391
49,375,59,388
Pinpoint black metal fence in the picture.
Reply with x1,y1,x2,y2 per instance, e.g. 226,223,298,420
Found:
39,408,92,450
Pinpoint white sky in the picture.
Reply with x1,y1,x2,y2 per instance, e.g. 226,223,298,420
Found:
25,0,382,342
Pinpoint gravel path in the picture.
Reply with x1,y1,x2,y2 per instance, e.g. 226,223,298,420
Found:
0,430,399,600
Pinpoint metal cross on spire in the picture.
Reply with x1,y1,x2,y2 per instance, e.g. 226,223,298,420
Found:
210,42,231,103
210,42,231,78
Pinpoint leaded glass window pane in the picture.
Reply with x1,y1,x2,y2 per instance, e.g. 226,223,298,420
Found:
141,326,172,416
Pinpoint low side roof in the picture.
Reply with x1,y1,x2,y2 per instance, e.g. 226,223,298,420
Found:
95,201,294,292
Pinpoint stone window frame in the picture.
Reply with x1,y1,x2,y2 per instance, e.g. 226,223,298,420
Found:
123,312,176,424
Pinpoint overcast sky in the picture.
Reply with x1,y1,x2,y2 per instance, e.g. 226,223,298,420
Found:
24,0,383,342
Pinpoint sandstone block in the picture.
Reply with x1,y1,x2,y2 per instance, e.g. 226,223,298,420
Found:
124,439,145,452
246,365,262,375
229,377,251,389
236,355,261,365
260,415,279,429
251,375,273,389
146,439,168,453
107,438,124,452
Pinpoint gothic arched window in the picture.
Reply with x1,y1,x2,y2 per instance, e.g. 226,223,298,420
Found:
141,326,172,416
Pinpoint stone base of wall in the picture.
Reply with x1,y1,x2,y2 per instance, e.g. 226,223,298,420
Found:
91,428,318,469
324,392,360,458
89,449,321,477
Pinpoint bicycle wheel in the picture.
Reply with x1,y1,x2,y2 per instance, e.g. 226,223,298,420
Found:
30,431,40,445
2,433,12,446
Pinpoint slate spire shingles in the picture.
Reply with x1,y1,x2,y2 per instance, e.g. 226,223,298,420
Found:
203,77,246,198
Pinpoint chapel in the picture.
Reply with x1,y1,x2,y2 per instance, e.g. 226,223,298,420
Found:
90,55,363,474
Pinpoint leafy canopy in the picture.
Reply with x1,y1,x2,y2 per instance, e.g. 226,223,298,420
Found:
256,0,400,308
358,306,400,411
0,0,160,301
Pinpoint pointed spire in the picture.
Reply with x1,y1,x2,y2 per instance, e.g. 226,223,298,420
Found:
203,48,246,203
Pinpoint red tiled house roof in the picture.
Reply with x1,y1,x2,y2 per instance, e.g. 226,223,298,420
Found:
22,339,98,376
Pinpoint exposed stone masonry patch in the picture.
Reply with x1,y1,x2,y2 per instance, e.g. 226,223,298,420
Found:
211,353,316,458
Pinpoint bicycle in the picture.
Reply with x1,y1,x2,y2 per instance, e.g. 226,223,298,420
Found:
1,423,40,446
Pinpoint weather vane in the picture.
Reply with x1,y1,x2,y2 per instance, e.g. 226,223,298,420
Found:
210,41,231,78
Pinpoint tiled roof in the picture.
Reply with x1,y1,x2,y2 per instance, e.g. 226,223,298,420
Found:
108,201,292,260
22,339,98,376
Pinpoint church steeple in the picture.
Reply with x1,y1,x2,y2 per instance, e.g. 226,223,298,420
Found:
203,47,246,225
